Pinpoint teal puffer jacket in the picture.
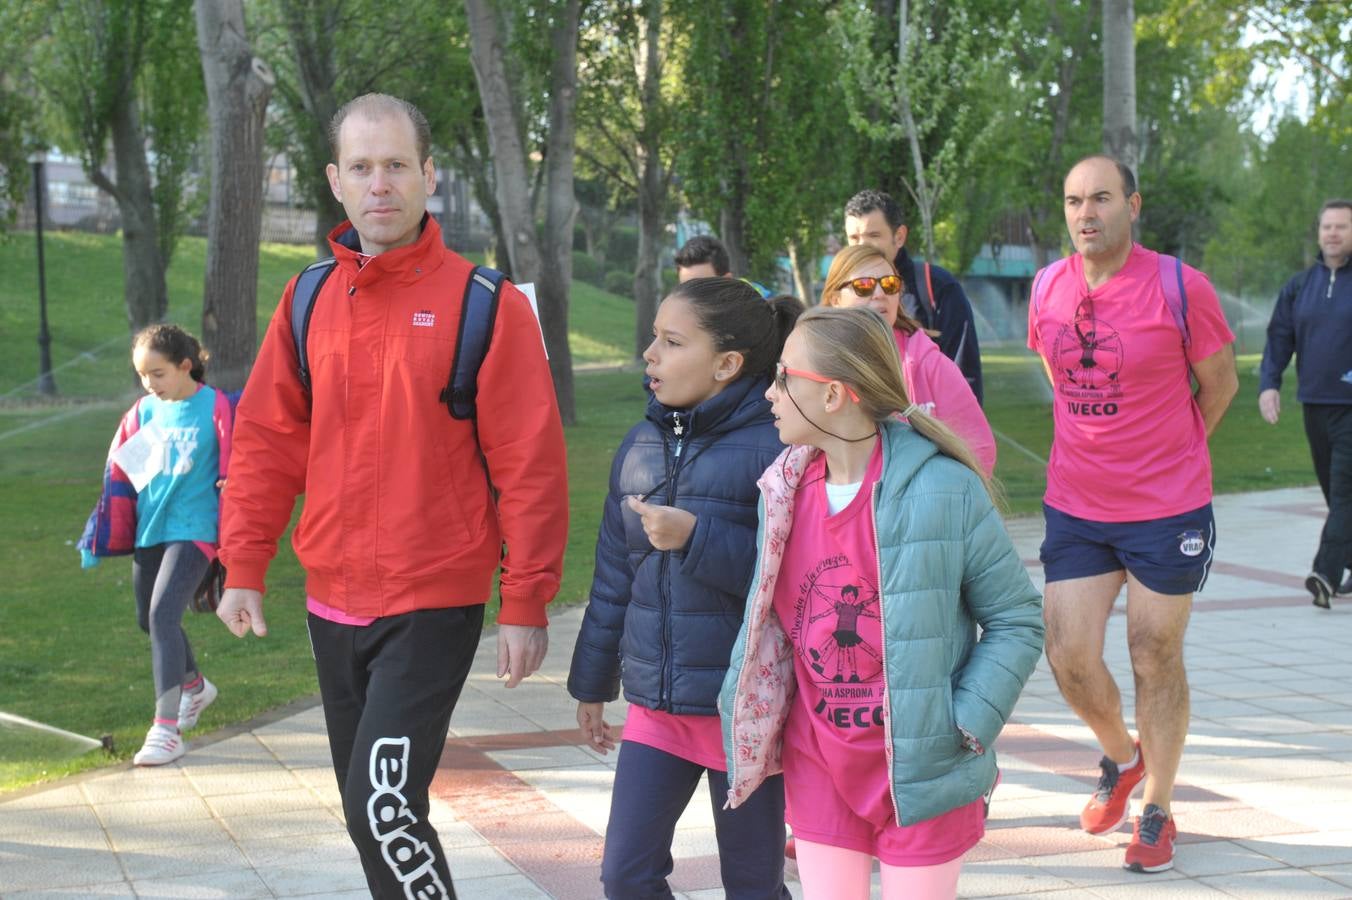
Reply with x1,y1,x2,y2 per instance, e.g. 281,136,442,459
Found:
719,419,1044,826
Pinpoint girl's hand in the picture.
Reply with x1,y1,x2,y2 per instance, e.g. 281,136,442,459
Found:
625,496,696,551
577,701,616,754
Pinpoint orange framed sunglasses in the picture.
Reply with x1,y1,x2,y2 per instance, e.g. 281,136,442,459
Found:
845,275,902,297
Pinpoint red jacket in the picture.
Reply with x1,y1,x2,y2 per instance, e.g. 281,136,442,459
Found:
220,217,568,626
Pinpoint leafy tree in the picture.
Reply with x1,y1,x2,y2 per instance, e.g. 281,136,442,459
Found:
37,0,205,332
0,3,45,233
834,0,1011,262
195,0,274,390
466,0,583,423
674,1,858,280
575,0,681,354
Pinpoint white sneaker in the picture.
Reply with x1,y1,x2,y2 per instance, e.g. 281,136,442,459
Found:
178,678,218,731
133,724,186,766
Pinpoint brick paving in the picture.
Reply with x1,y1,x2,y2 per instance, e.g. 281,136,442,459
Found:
3,486,1351,898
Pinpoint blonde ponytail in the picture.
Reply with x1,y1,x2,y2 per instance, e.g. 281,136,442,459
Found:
794,306,1000,504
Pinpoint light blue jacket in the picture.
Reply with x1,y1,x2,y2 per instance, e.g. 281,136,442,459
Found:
719,419,1044,826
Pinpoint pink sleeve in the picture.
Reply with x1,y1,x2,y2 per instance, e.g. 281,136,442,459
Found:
1181,267,1235,365
914,351,997,477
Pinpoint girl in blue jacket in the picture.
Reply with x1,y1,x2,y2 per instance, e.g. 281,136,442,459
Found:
719,307,1043,899
568,279,801,899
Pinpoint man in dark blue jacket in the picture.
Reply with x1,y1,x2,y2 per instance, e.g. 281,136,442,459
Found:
844,189,984,403
1259,199,1352,608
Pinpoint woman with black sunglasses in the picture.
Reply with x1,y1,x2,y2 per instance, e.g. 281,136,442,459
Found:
820,244,996,475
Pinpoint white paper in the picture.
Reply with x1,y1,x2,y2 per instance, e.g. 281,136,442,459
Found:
111,419,168,492
516,282,549,359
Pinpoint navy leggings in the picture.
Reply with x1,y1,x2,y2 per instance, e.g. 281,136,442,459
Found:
132,542,208,721
601,740,791,900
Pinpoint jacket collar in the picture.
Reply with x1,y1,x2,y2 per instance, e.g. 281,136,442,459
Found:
645,374,772,439
326,213,446,286
760,418,939,507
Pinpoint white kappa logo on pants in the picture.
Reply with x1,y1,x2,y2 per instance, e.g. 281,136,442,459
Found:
368,737,449,899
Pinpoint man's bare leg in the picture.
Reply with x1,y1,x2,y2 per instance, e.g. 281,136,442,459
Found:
1124,573,1192,815
1043,571,1134,762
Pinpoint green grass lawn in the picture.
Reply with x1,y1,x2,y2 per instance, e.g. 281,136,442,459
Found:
0,230,1316,791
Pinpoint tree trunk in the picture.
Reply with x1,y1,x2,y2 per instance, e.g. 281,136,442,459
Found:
787,239,815,304
465,0,578,423
195,0,275,392
632,0,665,360
720,202,749,277
896,0,938,260
537,0,581,423
277,0,344,254
99,87,167,333
1101,0,1137,173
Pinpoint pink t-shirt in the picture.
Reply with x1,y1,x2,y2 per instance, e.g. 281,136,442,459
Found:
622,706,726,771
894,328,997,476
773,445,982,863
1027,245,1234,522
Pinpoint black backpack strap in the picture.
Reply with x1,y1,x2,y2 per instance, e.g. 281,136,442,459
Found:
290,258,337,392
442,265,506,419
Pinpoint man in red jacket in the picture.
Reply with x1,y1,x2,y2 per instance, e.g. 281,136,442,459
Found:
216,93,568,899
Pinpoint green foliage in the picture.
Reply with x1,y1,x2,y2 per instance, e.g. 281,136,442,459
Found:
572,250,604,286
833,1,1013,260
0,4,45,232
139,0,207,266
673,1,854,275
603,268,633,299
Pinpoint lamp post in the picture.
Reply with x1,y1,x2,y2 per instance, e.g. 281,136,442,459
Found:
30,151,56,396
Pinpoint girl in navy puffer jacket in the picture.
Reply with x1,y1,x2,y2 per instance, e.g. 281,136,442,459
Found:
568,279,801,899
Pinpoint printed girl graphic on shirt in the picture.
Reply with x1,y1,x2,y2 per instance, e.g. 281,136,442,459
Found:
807,582,882,684
788,553,885,730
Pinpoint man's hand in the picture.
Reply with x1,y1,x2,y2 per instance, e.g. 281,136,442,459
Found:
1259,388,1281,425
576,701,616,754
625,496,696,551
217,588,268,638
497,623,548,688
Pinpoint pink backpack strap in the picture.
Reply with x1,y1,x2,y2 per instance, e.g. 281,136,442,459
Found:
1157,253,1191,348
1030,257,1071,315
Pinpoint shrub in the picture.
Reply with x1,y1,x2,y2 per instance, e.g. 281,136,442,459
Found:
603,226,639,273
572,251,604,286
604,269,634,299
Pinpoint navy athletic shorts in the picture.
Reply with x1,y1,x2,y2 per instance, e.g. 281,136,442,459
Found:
1040,502,1216,596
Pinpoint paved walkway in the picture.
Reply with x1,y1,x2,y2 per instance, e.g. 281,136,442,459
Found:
3,486,1351,899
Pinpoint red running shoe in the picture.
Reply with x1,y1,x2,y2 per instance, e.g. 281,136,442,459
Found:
1123,803,1176,873
1080,741,1145,835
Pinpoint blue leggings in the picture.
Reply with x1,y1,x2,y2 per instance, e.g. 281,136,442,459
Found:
601,740,791,900
132,542,207,722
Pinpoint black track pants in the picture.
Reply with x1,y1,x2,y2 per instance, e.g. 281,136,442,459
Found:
1304,404,1352,586
308,605,485,900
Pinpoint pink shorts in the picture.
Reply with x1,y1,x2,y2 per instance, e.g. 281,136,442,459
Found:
784,742,985,867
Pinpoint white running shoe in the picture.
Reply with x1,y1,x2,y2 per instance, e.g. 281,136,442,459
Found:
177,678,218,731
133,724,186,766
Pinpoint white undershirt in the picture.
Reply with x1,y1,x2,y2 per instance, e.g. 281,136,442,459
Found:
824,480,863,515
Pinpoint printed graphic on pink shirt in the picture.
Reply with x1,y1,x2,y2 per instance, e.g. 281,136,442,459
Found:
1052,297,1126,411
789,556,885,727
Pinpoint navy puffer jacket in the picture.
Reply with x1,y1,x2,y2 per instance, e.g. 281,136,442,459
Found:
568,375,784,715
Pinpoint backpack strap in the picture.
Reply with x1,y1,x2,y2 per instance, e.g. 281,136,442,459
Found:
1030,257,1071,315
922,261,936,314
1157,253,1191,349
442,265,506,420
290,257,337,392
